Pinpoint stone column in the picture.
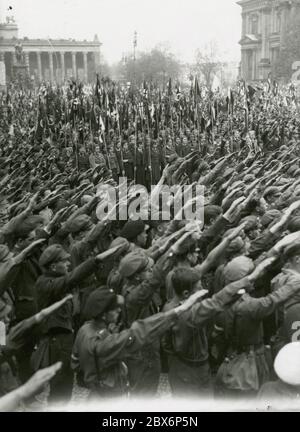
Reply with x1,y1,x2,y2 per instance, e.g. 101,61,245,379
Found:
60,51,65,82
241,50,246,79
37,52,42,81
94,50,101,74
72,51,77,78
49,51,54,82
83,52,88,82
279,3,289,47
252,49,257,80
0,52,6,86
12,51,17,65
241,12,247,37
261,8,271,60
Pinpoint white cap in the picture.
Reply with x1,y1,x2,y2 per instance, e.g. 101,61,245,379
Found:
274,342,300,386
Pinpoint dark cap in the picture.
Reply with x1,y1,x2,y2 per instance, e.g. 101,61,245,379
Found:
64,214,92,234
260,209,281,228
83,287,123,320
263,187,280,199
198,161,209,172
283,243,300,260
243,174,256,183
120,219,148,241
287,165,299,177
223,167,235,179
108,237,130,257
118,250,152,278
39,244,70,268
287,217,300,233
171,267,201,295
204,205,222,224
227,236,245,255
224,256,254,284
241,215,258,232
14,215,44,238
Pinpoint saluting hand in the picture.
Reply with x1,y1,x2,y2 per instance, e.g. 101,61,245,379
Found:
175,289,209,314
35,294,73,322
18,362,62,401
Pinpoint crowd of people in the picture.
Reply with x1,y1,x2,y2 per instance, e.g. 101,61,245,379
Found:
1,75,300,411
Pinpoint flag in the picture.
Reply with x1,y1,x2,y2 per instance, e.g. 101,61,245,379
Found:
243,99,249,133
95,73,102,106
210,103,216,126
167,78,173,96
143,81,148,99
267,75,272,93
247,85,256,101
226,87,234,115
175,82,181,101
194,76,201,103
99,114,105,132
150,102,155,121
8,124,14,136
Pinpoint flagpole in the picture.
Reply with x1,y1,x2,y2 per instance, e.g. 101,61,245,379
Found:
133,31,137,85
134,114,137,183
146,94,153,187
117,114,125,177
102,126,110,170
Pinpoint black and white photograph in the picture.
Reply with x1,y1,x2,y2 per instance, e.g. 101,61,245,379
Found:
0,0,300,415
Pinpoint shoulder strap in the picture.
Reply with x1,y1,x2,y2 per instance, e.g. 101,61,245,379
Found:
93,330,107,382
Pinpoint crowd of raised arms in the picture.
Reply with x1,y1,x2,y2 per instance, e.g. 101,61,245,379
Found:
1,75,300,411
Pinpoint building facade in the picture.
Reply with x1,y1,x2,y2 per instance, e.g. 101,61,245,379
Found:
0,17,101,85
238,0,300,81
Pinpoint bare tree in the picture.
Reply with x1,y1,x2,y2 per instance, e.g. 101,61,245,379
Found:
194,41,222,89
113,45,182,86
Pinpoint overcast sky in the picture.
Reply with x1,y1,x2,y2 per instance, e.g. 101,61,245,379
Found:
0,0,242,64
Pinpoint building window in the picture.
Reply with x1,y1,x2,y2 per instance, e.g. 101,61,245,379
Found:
271,47,279,63
274,10,281,33
250,14,258,34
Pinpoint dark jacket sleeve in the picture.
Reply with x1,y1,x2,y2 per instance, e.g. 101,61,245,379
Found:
40,258,98,300
248,230,277,260
95,311,178,365
189,278,252,326
0,260,17,297
241,278,300,321
199,215,229,254
210,188,226,206
5,316,39,354
124,254,174,308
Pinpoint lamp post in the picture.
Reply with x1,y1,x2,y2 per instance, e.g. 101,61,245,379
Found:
133,31,137,84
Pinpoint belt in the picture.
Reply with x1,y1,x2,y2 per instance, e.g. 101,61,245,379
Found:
47,328,73,336
237,343,265,354
285,301,300,311
172,354,209,368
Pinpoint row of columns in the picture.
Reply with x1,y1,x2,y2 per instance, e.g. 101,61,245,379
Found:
11,51,91,82
241,49,256,81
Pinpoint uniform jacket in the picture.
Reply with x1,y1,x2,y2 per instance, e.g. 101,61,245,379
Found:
36,257,97,334
162,278,252,364
71,311,178,392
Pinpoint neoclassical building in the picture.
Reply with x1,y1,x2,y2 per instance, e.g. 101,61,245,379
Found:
0,17,101,85
238,0,300,81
